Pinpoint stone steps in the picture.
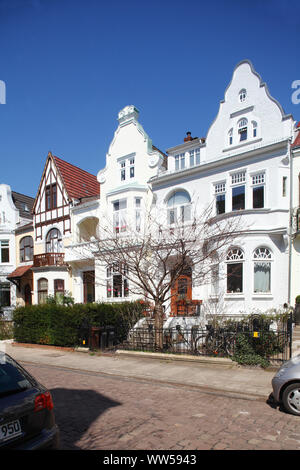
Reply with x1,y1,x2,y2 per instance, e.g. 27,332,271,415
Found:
292,326,300,357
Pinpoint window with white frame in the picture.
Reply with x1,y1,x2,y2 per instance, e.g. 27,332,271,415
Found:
238,118,248,141
228,128,233,146
175,153,185,171
106,263,129,298
214,182,226,215
135,197,142,232
113,199,127,233
167,190,191,225
46,229,62,253
38,278,48,304
189,148,200,167
226,248,244,293
20,236,34,262
0,240,9,263
231,171,246,211
239,89,247,102
120,161,126,181
252,121,257,138
129,158,135,178
252,172,265,208
0,283,10,307
119,155,135,181
253,247,272,293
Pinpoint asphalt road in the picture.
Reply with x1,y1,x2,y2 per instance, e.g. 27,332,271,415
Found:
21,361,300,452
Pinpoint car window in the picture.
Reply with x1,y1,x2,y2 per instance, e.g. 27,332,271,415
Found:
0,355,33,398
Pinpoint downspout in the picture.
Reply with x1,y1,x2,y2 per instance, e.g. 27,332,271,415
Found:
288,137,293,306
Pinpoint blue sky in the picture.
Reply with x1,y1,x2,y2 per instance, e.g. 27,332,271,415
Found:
0,0,299,198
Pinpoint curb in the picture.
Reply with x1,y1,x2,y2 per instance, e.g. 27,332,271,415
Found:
115,349,238,368
11,342,75,352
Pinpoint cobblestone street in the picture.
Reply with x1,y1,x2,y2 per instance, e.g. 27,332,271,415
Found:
22,362,300,451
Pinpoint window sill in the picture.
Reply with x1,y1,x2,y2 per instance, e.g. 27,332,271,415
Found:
252,293,273,299
223,137,262,153
224,293,245,300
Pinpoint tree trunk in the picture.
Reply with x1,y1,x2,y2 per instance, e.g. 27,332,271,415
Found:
154,302,164,351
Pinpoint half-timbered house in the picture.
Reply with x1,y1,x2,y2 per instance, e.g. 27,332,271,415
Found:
31,152,100,304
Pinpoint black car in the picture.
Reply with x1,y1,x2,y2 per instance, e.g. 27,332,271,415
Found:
0,352,59,449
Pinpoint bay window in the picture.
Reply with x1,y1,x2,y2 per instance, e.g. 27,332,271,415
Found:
113,199,127,233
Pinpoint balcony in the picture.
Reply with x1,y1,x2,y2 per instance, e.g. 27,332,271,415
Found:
33,253,66,268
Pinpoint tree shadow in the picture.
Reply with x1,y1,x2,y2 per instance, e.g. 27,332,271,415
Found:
50,387,121,450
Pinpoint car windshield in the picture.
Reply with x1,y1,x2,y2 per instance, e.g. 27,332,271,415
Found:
0,355,32,398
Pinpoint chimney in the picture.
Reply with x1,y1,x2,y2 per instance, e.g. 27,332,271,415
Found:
184,131,192,142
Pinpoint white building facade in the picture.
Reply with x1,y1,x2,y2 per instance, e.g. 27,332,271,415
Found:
0,184,34,318
65,60,297,320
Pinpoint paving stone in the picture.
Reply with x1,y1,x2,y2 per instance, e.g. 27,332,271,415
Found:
21,362,300,451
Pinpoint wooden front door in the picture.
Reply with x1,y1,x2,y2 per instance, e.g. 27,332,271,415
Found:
83,271,95,303
24,284,32,305
171,271,192,316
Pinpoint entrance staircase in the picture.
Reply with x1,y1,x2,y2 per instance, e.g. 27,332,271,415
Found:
292,325,300,357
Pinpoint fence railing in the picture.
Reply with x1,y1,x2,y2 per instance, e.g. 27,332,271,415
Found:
118,323,291,364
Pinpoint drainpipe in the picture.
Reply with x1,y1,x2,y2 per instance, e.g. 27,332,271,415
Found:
288,137,293,306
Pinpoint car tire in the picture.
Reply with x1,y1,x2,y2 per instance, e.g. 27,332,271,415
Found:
282,383,300,416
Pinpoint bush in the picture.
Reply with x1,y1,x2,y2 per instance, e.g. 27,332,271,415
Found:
232,330,284,368
0,321,14,340
13,301,143,348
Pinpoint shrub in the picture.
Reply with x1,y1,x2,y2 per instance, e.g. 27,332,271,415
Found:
0,321,14,340
13,301,143,348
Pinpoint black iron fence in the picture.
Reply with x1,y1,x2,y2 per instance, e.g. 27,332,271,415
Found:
77,316,292,366
118,322,292,365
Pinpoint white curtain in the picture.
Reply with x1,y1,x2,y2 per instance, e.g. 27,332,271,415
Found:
254,262,270,292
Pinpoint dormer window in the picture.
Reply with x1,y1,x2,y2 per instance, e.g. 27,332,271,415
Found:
238,118,248,142
239,89,247,102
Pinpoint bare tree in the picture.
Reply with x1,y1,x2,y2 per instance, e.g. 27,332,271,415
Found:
77,201,244,349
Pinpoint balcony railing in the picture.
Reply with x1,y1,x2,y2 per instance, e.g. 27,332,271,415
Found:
33,253,65,267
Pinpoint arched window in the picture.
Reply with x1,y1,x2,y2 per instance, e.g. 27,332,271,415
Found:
228,128,233,146
20,236,33,262
226,248,244,293
167,190,191,225
239,89,247,102
38,278,48,304
46,228,62,253
253,247,272,293
238,118,248,142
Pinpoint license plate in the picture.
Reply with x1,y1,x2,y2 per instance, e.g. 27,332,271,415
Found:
0,420,22,442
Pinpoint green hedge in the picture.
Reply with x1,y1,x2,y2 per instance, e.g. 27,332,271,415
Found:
13,301,143,348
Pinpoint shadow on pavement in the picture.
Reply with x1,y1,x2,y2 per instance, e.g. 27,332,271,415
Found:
50,387,121,450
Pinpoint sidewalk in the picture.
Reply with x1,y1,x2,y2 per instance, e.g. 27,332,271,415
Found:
1,340,277,401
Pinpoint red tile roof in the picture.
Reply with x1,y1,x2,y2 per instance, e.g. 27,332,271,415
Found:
7,265,33,279
292,123,300,149
53,156,100,200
